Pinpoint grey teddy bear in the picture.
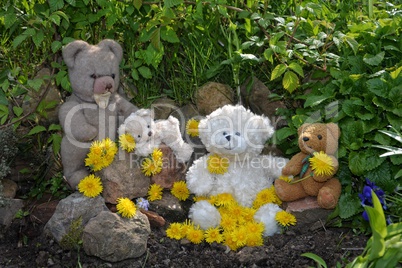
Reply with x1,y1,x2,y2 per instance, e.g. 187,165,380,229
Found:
59,39,138,189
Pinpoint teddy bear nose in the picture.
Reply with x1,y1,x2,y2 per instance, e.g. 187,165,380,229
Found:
303,137,309,142
105,83,113,91
225,135,231,141
148,131,152,137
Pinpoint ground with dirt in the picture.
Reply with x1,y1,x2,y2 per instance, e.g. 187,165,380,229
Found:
0,198,368,268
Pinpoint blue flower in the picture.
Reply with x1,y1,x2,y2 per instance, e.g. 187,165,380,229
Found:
136,197,150,211
358,178,387,221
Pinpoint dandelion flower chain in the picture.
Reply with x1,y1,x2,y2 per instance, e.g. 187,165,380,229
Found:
85,138,118,171
186,119,200,137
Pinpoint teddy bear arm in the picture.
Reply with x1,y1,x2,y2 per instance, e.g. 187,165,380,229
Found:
116,95,138,118
59,101,98,142
186,157,215,196
281,152,307,177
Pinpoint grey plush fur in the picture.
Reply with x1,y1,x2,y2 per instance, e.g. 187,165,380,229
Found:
59,39,137,189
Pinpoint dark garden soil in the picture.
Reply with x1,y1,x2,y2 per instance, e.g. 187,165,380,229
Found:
0,196,369,268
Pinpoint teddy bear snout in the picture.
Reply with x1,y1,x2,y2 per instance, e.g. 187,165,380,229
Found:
93,76,115,94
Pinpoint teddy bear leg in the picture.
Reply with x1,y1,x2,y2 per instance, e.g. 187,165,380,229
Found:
274,179,308,202
60,138,90,190
254,203,282,236
189,200,221,230
317,178,341,209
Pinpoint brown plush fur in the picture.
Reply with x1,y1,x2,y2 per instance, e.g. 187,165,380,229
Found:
274,123,342,209
59,39,137,189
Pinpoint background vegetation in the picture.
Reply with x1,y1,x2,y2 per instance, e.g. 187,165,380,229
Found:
1,0,401,232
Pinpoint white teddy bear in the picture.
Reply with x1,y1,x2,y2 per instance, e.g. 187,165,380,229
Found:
186,105,288,236
118,109,193,163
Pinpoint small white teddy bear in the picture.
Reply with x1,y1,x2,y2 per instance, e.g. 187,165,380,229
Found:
118,109,193,163
186,105,288,236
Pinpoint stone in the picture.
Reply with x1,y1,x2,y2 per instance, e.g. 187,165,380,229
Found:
82,210,150,262
44,192,108,243
0,198,24,227
195,82,234,115
284,196,333,234
22,68,62,126
31,199,59,224
240,77,286,122
151,145,186,189
152,97,177,120
140,209,166,227
150,192,190,222
1,179,18,198
96,149,150,204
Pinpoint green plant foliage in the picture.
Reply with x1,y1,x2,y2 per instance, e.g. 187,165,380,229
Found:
60,216,84,251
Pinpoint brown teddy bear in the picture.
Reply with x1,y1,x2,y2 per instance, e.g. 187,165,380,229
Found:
59,39,138,189
274,123,341,209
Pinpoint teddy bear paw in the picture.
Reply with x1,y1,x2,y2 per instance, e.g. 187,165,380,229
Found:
189,200,221,230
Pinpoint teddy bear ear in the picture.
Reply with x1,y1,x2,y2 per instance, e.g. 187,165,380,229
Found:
98,39,123,63
327,123,341,139
135,109,154,119
249,116,274,141
62,40,90,69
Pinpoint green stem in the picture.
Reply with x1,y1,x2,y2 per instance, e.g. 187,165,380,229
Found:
289,174,312,184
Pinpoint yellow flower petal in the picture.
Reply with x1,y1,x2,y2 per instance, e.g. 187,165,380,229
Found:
78,174,103,198
207,154,229,175
147,183,163,201
186,119,200,137
119,133,136,152
171,181,190,201
309,151,334,176
275,210,297,227
116,197,137,218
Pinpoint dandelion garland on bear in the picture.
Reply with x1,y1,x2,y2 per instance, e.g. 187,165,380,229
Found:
165,187,297,251
85,138,118,171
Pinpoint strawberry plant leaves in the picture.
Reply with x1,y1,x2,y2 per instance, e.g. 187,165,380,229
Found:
338,192,362,219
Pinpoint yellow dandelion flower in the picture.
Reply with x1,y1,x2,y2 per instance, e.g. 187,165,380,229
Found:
186,226,204,244
180,219,194,238
270,185,282,205
186,119,200,137
231,226,248,248
253,188,276,209
246,232,264,247
275,211,297,227
223,230,239,251
279,175,293,183
147,183,163,201
207,154,229,174
166,222,184,240
309,151,334,176
245,221,264,234
171,181,190,201
214,193,236,207
85,138,118,171
141,158,163,176
193,196,209,202
204,227,223,244
152,148,163,162
220,214,237,231
227,204,245,224
119,133,136,152
116,197,137,218
78,174,103,198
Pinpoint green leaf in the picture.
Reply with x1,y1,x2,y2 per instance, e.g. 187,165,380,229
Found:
12,34,29,49
13,107,23,117
4,13,18,29
51,41,62,53
49,0,64,11
301,253,327,268
263,48,274,64
48,124,62,131
275,127,295,142
164,0,183,8
133,0,142,10
150,28,161,50
365,191,386,260
283,71,299,93
32,30,44,48
363,52,385,66
304,94,332,108
344,36,359,55
367,78,387,98
271,64,287,81
49,13,61,25
338,192,362,219
349,151,366,176
138,66,152,79
161,26,180,43
28,125,47,136
0,104,9,125
288,62,304,77
51,133,62,155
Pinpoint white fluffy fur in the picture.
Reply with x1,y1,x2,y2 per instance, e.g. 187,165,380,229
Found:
186,105,288,236
118,109,193,162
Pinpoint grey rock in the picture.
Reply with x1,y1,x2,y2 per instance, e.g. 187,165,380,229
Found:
195,82,234,116
44,192,108,243
96,149,150,204
150,192,190,222
0,198,24,227
1,179,18,198
151,97,177,120
83,210,150,262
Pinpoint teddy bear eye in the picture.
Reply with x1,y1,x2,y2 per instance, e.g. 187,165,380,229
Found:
223,131,227,136
90,74,97,79
235,132,241,136
317,135,323,140
137,135,141,138
111,74,115,79
147,125,150,128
